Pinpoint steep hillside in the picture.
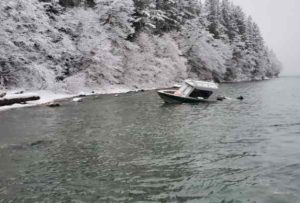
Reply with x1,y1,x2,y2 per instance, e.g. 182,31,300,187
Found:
0,0,282,93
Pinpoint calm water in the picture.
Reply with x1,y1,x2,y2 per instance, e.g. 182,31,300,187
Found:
0,77,300,203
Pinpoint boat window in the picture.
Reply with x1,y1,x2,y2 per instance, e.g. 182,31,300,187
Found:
179,84,193,96
179,84,188,93
189,89,213,99
182,87,193,96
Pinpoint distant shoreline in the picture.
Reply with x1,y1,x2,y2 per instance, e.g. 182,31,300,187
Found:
0,77,285,112
0,87,154,112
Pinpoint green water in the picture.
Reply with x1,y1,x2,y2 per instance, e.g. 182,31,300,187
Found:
1,77,300,202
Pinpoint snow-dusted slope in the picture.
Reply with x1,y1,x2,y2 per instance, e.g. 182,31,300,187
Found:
0,0,281,93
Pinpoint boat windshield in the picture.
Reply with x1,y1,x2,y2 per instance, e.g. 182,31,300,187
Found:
189,89,213,99
179,85,193,97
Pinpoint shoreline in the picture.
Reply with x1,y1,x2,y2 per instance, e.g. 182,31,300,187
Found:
0,77,280,112
0,90,76,112
0,87,158,112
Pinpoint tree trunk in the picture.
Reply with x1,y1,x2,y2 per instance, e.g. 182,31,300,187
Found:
0,95,40,106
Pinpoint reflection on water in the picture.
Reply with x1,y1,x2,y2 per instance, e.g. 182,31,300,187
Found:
1,77,300,202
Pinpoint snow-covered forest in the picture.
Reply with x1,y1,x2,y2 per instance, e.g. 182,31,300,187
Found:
0,0,282,93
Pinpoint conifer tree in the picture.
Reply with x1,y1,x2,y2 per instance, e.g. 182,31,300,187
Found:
245,16,254,49
220,0,237,42
232,5,247,41
132,0,181,34
205,0,222,39
155,0,181,32
177,0,202,19
252,22,264,52
132,0,156,32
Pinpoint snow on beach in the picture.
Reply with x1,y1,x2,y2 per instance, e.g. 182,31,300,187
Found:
0,90,74,112
0,85,158,112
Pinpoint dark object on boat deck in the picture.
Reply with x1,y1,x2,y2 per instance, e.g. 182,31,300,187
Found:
47,103,61,108
0,95,40,107
237,96,244,100
217,96,226,101
158,80,220,104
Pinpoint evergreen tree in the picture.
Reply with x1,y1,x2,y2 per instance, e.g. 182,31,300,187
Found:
155,0,181,32
59,0,95,7
245,16,254,49
132,0,205,35
205,0,222,39
177,0,202,19
132,0,156,32
232,5,247,41
220,0,237,42
252,22,264,52
99,0,135,39
132,0,180,34
197,0,207,26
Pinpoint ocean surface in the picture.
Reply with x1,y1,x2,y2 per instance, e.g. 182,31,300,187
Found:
0,76,300,203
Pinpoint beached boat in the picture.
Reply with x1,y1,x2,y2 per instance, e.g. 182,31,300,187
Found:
157,80,220,104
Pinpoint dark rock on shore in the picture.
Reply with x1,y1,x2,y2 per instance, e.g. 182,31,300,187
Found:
47,103,61,107
14,91,24,95
0,92,6,98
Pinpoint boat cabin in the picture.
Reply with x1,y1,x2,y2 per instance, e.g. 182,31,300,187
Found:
177,80,219,100
157,79,220,104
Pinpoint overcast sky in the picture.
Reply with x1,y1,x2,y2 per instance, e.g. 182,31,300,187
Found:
230,0,300,75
